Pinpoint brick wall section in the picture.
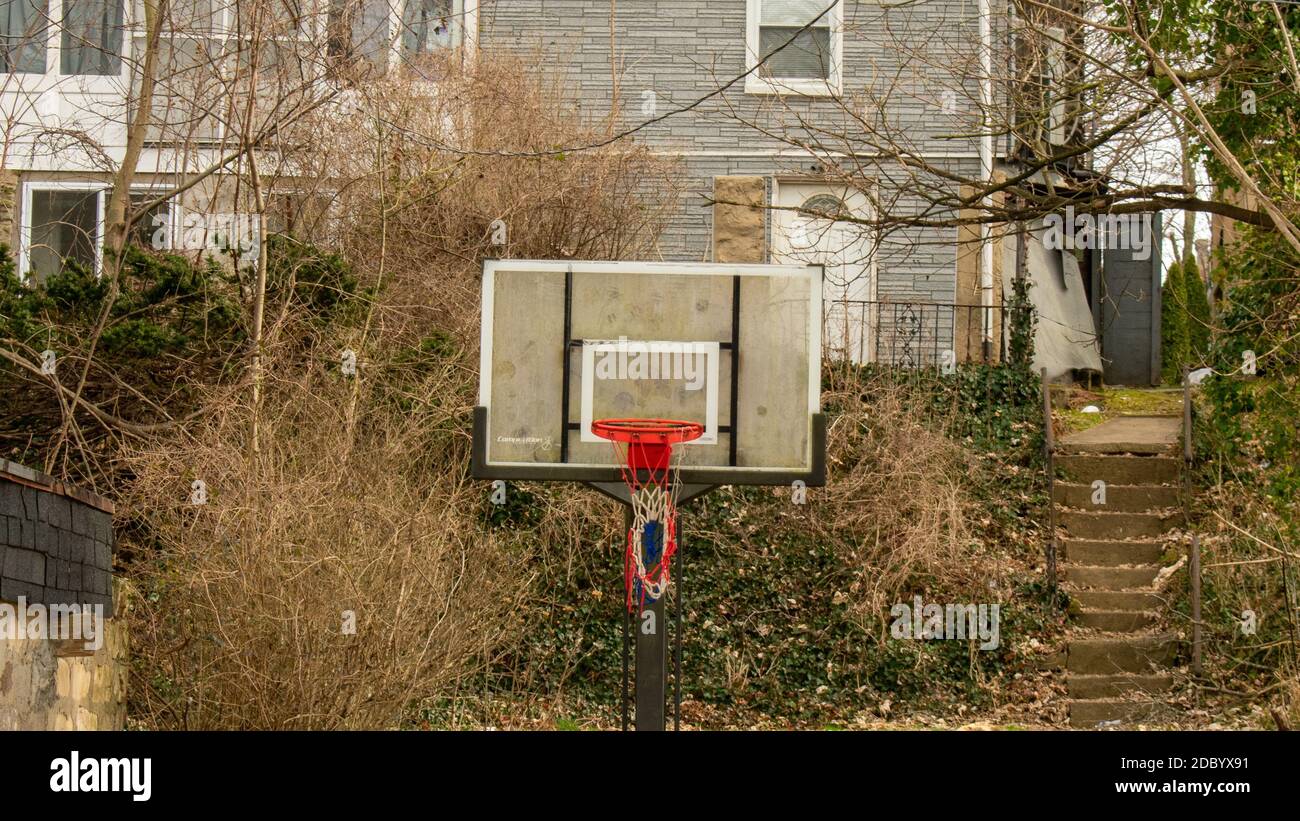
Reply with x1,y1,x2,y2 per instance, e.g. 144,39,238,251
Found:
0,460,113,610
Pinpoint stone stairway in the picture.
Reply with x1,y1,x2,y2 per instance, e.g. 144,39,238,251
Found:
1054,415,1184,728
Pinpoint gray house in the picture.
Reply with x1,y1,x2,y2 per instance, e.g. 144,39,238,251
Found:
477,0,979,364
475,0,1159,382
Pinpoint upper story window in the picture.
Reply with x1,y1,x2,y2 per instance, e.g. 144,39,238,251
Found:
402,0,454,54
1,0,49,73
329,0,462,75
5,0,470,78
61,0,125,75
745,0,841,96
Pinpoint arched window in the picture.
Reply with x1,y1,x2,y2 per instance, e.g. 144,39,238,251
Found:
801,193,847,220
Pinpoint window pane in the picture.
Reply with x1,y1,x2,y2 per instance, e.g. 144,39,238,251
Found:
133,35,224,143
228,0,307,37
328,0,390,72
1,0,48,73
759,26,830,80
29,189,100,284
760,0,832,27
61,0,124,75
135,0,214,33
401,0,455,53
128,191,173,249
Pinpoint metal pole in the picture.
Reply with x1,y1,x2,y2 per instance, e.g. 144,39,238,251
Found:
1183,369,1193,526
635,595,667,731
1042,366,1057,593
1191,534,1203,676
1184,370,1202,676
632,504,667,731
673,514,683,732
621,509,631,731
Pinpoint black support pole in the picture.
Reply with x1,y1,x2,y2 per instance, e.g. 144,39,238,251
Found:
622,507,631,732
635,594,667,731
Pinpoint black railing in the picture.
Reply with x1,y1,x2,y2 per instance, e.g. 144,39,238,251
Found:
822,300,1014,366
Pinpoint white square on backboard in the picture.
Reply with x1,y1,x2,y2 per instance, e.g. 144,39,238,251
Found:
579,340,720,444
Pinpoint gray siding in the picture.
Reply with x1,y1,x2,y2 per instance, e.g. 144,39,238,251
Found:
477,0,987,306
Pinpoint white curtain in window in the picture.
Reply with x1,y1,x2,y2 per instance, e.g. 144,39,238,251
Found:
61,0,124,75
1,0,47,73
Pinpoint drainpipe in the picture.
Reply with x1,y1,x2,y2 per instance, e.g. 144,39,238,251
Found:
978,0,995,361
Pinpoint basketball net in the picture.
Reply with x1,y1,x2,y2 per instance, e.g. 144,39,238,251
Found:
593,420,702,613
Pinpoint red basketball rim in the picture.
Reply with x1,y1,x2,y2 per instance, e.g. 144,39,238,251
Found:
591,418,704,445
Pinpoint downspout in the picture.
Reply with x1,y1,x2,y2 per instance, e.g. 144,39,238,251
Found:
978,0,995,361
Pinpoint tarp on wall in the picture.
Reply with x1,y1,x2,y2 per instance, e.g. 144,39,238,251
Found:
1004,221,1103,381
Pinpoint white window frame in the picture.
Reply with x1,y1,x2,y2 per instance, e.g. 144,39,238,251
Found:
744,0,842,97
54,0,131,89
18,180,108,282
128,2,230,147
128,183,183,251
324,0,472,74
395,0,467,58
1,0,131,88
1046,26,1067,146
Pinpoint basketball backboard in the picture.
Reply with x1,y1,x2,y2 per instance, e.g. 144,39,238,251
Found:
472,259,825,486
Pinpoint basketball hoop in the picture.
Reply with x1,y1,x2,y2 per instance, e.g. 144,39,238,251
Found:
592,418,704,613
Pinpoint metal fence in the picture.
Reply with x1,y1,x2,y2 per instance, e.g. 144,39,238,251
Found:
822,300,1017,367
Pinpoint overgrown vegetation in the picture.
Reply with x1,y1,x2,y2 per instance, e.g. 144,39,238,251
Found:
1184,228,1300,727
419,357,1056,729
1160,257,1212,384
0,53,1067,730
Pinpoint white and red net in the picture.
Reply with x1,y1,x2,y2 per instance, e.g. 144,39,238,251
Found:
591,419,703,613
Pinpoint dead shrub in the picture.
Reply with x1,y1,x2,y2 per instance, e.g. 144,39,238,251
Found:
121,345,527,730
812,368,996,633
118,53,683,729
293,51,683,347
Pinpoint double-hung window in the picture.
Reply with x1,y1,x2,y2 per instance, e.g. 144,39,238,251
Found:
328,0,464,75
745,0,841,96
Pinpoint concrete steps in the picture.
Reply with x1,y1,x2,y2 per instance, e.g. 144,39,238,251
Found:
1071,589,1165,610
1053,482,1179,512
1059,510,1177,540
1075,610,1159,631
1067,633,1180,674
1069,699,1168,727
1067,673,1173,699
1066,565,1160,589
1056,414,1185,728
1064,538,1165,565
1056,454,1179,485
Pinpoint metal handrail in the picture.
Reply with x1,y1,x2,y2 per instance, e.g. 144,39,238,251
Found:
1183,368,1202,675
821,299,1018,366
